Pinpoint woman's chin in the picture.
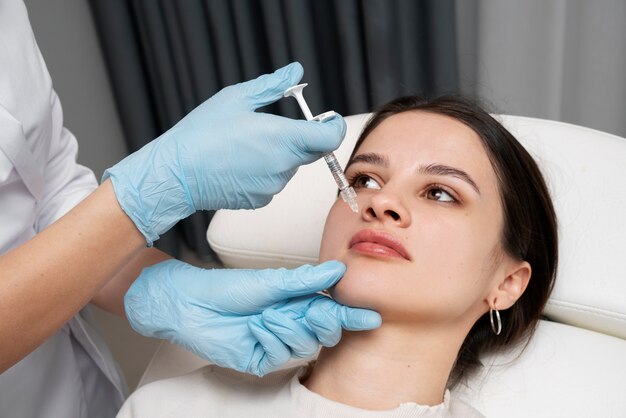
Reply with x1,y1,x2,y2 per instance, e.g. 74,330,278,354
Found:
328,267,384,310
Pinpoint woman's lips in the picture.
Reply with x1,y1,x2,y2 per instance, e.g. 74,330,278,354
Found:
348,229,411,260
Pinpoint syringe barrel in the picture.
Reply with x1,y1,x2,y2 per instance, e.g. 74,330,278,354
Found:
323,153,350,190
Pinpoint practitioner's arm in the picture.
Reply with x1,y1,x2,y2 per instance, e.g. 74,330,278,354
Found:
0,180,144,372
91,247,171,317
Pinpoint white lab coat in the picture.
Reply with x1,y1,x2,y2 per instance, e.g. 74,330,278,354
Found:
0,0,127,416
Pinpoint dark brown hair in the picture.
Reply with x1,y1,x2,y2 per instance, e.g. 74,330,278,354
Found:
353,95,558,386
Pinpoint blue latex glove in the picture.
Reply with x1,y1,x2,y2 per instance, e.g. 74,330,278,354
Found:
125,259,381,376
103,62,345,245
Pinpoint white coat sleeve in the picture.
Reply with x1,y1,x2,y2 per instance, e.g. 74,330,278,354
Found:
34,90,100,232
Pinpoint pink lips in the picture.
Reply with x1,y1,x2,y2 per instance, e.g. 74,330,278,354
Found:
348,229,411,260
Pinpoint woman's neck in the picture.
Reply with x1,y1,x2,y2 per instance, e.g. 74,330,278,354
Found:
302,322,466,410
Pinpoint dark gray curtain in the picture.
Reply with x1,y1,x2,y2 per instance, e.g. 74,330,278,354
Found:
88,0,459,259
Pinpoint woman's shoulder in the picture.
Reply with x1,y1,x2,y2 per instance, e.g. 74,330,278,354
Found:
116,365,301,418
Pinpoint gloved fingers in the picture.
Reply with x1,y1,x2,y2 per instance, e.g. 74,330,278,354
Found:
124,259,188,337
278,115,347,161
259,261,346,303
124,275,156,337
202,265,339,313
247,317,291,376
308,297,383,332
304,304,343,347
339,306,382,331
234,62,304,111
261,309,319,358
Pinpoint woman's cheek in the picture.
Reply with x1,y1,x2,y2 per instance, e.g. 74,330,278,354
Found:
329,263,387,310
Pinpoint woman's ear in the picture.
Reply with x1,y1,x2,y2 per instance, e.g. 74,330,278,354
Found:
488,261,532,310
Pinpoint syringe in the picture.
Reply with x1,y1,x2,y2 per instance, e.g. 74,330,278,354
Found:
284,83,359,213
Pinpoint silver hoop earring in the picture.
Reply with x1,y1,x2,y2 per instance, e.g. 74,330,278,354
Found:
490,307,502,336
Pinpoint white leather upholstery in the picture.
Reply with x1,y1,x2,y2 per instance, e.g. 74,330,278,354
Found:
141,114,626,416
455,320,626,417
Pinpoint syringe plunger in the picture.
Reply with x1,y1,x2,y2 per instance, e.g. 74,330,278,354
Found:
284,83,359,213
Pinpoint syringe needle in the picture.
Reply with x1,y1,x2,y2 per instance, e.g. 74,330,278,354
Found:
324,154,359,212
284,84,359,213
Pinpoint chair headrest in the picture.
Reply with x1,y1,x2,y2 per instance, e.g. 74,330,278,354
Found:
208,113,626,339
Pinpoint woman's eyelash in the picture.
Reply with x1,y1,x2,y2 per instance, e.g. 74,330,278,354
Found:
424,184,460,204
346,172,461,204
346,171,371,188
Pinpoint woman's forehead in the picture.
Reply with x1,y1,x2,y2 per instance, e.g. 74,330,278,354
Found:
353,111,502,202
357,111,490,166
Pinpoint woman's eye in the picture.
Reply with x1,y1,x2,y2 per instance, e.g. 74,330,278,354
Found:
352,175,381,190
426,187,456,203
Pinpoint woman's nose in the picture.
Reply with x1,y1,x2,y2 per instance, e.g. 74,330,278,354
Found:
361,188,411,227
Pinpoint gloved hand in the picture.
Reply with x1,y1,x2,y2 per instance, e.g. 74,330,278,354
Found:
103,62,345,245
125,259,381,376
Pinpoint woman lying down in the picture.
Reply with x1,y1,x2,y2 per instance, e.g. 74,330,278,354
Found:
118,95,558,418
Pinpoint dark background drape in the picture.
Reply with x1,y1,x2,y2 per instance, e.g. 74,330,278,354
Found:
87,0,459,260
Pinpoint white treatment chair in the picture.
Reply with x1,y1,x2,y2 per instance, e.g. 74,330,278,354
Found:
139,114,626,417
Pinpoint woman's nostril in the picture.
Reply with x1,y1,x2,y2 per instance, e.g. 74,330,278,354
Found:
366,207,401,221
385,210,400,221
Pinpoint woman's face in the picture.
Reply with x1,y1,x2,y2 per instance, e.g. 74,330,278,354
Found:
319,111,515,325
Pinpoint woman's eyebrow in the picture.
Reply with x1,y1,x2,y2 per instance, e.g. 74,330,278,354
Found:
345,154,481,195
418,163,481,195
345,153,389,170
